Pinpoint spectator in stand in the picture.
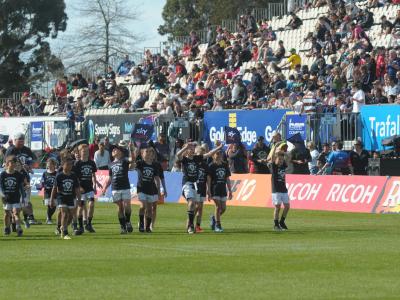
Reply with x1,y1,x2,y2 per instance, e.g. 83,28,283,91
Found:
387,50,400,83
381,16,394,34
351,82,365,113
54,79,67,99
281,48,301,70
274,40,286,62
71,74,88,89
94,139,111,170
286,12,303,30
250,136,270,174
231,78,247,105
194,82,208,106
105,66,116,81
189,31,200,61
226,143,248,174
350,140,370,175
117,55,134,76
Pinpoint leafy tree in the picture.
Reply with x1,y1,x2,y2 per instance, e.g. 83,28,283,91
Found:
159,0,282,39
0,0,67,96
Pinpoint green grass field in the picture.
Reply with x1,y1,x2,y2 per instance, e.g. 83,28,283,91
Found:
0,197,399,300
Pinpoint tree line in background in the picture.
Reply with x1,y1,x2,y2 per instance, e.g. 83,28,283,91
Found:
158,0,281,38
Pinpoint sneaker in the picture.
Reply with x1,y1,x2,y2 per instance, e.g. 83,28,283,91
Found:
126,222,133,233
138,222,145,233
23,220,30,229
120,227,128,234
85,224,96,233
279,221,288,230
63,234,72,240
11,223,17,232
28,219,42,225
55,227,61,235
274,225,282,231
16,228,23,237
145,227,152,233
214,226,224,233
187,226,195,234
4,227,11,236
46,219,53,225
73,228,83,236
210,215,216,231
195,225,203,233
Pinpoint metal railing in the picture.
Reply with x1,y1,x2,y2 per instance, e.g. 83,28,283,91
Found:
238,3,288,22
155,115,203,144
281,112,362,149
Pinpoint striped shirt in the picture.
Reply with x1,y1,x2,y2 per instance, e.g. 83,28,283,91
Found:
302,92,317,114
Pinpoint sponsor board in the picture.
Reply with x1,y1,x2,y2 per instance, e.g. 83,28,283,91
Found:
361,104,400,151
285,113,307,140
26,169,400,214
203,109,288,149
86,113,154,144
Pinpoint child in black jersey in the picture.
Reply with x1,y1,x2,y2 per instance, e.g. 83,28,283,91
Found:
150,149,167,231
51,158,81,240
270,152,290,231
176,141,223,234
39,158,57,224
74,144,101,234
102,145,133,234
193,146,209,233
207,150,232,233
0,156,28,236
135,147,161,233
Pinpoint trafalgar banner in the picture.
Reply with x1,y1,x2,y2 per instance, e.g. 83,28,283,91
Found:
203,109,288,149
360,104,400,151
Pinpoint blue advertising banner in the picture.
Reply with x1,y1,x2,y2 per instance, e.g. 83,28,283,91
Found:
285,113,307,140
203,109,288,149
360,105,400,151
30,121,43,150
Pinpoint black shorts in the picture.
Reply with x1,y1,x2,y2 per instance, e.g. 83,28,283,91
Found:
58,197,76,208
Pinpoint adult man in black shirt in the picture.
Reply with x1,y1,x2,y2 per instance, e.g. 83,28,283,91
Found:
5,132,36,167
251,136,271,174
349,141,370,175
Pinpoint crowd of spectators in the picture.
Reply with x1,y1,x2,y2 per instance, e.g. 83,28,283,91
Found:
1,1,399,121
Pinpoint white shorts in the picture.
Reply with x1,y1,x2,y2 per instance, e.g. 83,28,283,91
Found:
272,193,290,205
212,196,227,202
182,183,197,200
194,193,206,202
81,191,95,201
112,189,131,202
44,198,51,206
138,193,158,203
3,203,21,211
58,204,76,209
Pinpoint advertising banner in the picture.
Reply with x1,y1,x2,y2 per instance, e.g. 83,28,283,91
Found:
371,177,400,214
86,113,154,144
360,105,400,151
30,121,43,151
285,113,307,140
203,109,288,149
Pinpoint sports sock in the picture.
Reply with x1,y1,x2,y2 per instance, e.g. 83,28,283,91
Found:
187,211,194,227
78,217,83,229
83,220,88,226
47,206,56,220
146,217,152,229
125,211,131,223
274,219,279,226
23,213,28,221
88,217,93,225
280,217,286,223
28,214,34,220
118,217,126,228
216,221,221,228
72,222,78,230
63,229,68,236
139,214,144,226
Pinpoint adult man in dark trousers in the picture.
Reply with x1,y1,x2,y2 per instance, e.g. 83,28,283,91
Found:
250,136,271,174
